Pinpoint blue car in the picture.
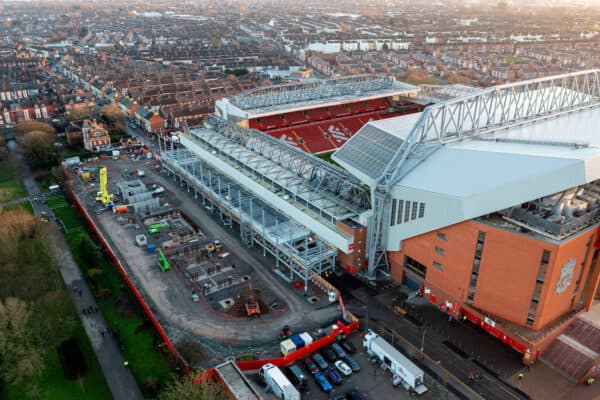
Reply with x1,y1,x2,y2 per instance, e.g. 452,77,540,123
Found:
314,372,333,393
325,366,343,385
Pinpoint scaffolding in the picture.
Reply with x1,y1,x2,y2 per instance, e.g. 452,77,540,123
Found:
161,149,337,290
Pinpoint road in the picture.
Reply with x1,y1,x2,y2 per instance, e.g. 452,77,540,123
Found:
345,287,529,400
10,144,143,400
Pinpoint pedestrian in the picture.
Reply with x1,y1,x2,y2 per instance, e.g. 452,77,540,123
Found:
101,330,105,338
82,308,87,315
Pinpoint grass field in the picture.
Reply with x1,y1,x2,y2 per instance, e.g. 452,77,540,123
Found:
39,189,173,394
0,156,26,202
1,200,34,214
67,230,173,392
45,193,84,232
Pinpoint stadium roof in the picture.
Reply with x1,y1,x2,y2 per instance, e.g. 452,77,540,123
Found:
222,75,418,117
333,70,600,246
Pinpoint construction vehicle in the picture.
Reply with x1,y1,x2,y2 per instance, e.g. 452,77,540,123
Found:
207,240,222,253
157,248,171,272
95,167,114,207
245,282,261,316
148,221,169,234
278,325,292,341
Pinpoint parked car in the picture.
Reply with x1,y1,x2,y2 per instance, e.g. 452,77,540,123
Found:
286,363,308,391
334,360,352,376
324,367,343,385
346,389,366,400
331,342,347,358
343,355,361,372
303,357,319,375
322,346,337,361
339,339,357,354
314,372,333,393
313,352,328,370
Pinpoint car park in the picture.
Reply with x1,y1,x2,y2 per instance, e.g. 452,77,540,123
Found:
304,357,319,375
346,389,366,400
313,352,329,370
343,355,361,372
331,342,347,359
324,367,343,385
339,339,357,354
322,346,337,361
334,360,352,376
314,372,333,393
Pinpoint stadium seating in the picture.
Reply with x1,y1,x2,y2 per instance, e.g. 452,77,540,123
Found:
248,96,422,154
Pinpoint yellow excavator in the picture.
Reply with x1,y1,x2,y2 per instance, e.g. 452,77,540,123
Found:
95,167,114,207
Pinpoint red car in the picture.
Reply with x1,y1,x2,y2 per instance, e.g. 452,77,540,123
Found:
303,357,319,375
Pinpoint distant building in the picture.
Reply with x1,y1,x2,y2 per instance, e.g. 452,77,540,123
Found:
82,119,111,151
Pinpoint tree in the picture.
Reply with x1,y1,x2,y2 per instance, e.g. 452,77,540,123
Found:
0,297,44,385
13,120,55,136
78,234,102,268
158,373,228,400
79,25,89,38
101,103,125,125
18,130,60,167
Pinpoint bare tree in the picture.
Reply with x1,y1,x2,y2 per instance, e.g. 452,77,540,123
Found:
158,372,229,400
0,297,43,385
18,130,59,167
13,120,55,136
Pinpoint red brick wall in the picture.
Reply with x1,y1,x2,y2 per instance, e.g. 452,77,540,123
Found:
388,219,600,331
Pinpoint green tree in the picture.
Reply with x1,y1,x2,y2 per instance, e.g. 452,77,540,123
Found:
78,234,101,268
158,373,228,400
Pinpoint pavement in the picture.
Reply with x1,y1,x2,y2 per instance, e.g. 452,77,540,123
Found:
10,144,143,400
342,285,527,400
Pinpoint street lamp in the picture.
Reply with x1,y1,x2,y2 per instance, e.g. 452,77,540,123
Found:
420,330,426,357
362,305,369,331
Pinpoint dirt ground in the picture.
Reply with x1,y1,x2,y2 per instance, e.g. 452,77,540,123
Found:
71,157,345,366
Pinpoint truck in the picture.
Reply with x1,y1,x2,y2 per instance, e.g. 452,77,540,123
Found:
363,330,428,395
259,363,301,400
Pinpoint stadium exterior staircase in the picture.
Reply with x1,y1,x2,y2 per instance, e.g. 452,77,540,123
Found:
541,316,600,383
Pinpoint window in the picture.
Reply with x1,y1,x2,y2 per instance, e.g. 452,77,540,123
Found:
531,250,550,310
467,291,475,302
405,256,427,277
470,232,486,290
397,200,404,225
404,201,411,223
433,261,443,271
437,232,447,241
418,203,425,218
526,314,535,326
411,201,418,220
435,246,445,256
390,199,397,226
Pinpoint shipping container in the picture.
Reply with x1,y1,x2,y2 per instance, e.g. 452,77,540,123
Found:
280,339,296,356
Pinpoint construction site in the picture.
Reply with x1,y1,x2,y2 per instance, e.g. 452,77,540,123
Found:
69,156,350,363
